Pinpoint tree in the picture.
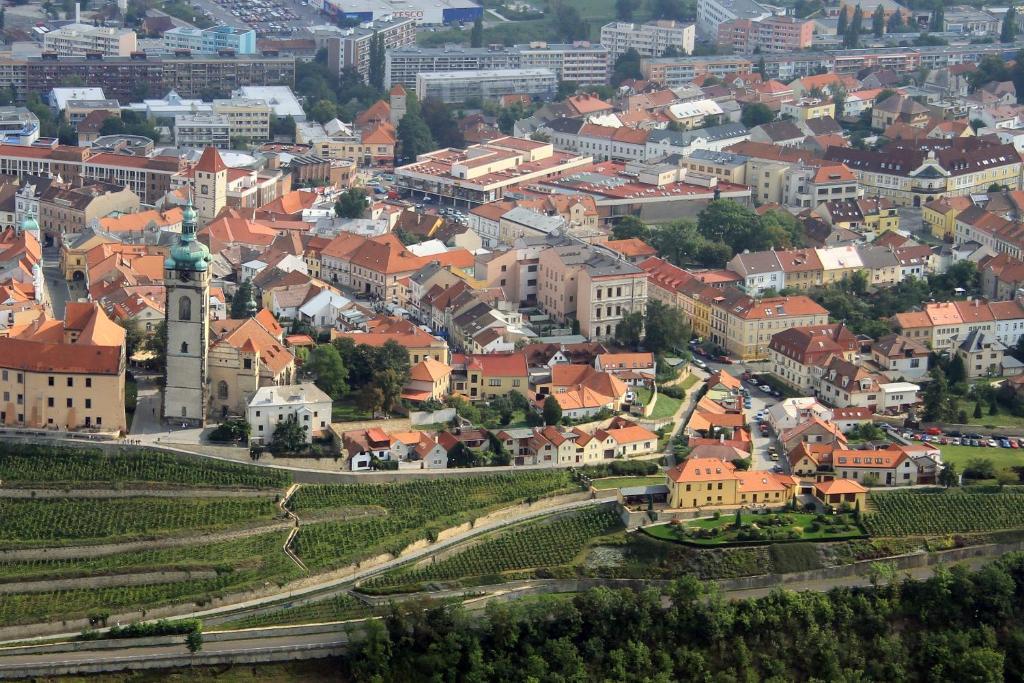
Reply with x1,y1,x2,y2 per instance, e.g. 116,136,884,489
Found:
357,385,385,416
836,5,848,35
334,188,368,218
304,345,349,398
872,5,885,37
447,441,480,467
741,102,774,128
368,32,385,91
270,413,308,454
697,199,764,253
616,0,640,20
948,354,967,385
930,4,943,32
231,279,256,319
542,395,562,426
420,97,464,148
615,311,645,350
185,630,203,654
974,400,984,419
922,366,954,422
611,216,649,241
644,300,690,355
756,56,766,79
309,98,337,124
938,462,959,488
1003,7,1018,43
120,320,144,360
887,10,903,33
397,93,436,162
553,2,588,42
611,49,643,86
470,16,483,47
733,507,742,529
845,5,863,48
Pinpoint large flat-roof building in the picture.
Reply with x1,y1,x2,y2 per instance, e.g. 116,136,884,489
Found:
163,25,257,54
386,43,609,89
416,68,557,104
696,0,773,38
175,113,232,149
599,21,696,61
316,0,482,25
42,23,137,57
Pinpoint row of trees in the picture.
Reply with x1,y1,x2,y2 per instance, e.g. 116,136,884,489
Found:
614,300,691,356
611,200,807,268
344,554,1024,680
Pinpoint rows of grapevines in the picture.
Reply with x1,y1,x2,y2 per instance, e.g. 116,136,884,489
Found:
363,505,622,589
865,490,1024,536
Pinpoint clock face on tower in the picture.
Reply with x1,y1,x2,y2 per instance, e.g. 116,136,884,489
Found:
178,270,193,282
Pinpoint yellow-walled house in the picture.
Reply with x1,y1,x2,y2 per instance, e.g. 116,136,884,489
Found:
666,457,798,509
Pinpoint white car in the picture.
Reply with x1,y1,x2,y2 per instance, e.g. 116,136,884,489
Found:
693,359,708,370
759,384,771,393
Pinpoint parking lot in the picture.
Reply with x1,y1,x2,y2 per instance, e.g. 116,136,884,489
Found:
189,0,325,36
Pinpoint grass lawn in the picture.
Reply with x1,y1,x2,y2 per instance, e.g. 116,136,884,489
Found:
679,374,700,392
331,401,371,422
634,386,653,406
954,399,1024,427
937,444,1023,477
649,393,683,420
590,476,665,490
643,512,864,545
756,374,801,399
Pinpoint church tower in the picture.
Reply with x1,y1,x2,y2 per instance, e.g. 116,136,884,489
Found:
163,200,212,426
193,147,227,222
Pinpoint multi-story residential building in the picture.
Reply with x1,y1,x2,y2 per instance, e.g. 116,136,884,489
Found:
953,205,1024,260
716,15,814,54
824,138,1023,207
696,0,773,38
325,18,416,80
43,24,137,56
386,43,610,90
599,21,695,60
641,54,754,87
454,352,529,401
817,356,920,414
539,119,650,163
175,113,232,149
537,242,647,341
247,383,332,445
768,323,859,392
0,302,126,431
892,297,1024,351
870,333,930,381
37,182,139,241
646,125,751,161
942,6,1000,33
82,153,185,205
815,197,899,238
923,195,973,240
667,457,797,509
782,163,860,209
780,98,836,122
162,25,257,54
415,68,557,104
22,53,296,101
212,98,273,142
708,289,829,360
516,42,610,86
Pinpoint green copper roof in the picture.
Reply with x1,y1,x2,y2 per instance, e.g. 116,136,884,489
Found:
165,200,211,272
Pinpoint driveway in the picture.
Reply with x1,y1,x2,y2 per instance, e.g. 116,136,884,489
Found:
41,247,71,318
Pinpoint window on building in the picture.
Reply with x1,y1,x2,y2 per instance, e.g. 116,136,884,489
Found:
48,376,54,386
243,358,253,370
66,398,72,408
86,378,91,388
67,377,73,388
218,381,229,400
47,397,54,407
179,296,192,321
181,341,189,354
85,399,91,409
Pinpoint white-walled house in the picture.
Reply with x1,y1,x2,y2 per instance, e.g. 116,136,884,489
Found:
247,383,332,445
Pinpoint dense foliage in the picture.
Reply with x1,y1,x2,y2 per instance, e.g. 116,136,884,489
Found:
344,553,1024,681
288,472,579,571
865,489,1024,536
0,444,289,489
362,505,622,590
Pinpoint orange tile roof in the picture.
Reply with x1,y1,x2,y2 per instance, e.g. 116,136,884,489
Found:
409,357,451,382
602,238,656,258
195,146,227,173
100,208,183,233
814,478,867,495
466,352,527,377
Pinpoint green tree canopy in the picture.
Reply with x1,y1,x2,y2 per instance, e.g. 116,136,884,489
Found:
304,344,349,399
740,102,774,128
614,311,644,350
270,414,308,454
542,395,563,426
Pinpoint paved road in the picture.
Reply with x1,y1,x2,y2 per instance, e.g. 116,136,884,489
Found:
130,374,164,436
40,247,70,319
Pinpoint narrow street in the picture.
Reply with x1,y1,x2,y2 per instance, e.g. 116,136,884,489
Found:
40,246,71,319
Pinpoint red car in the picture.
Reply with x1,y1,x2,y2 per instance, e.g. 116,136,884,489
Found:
925,427,942,436
717,355,733,364
759,423,770,436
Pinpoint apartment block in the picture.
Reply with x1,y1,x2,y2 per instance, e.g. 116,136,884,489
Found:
599,21,695,61
212,98,273,142
42,24,137,57
708,288,830,360
716,15,813,54
162,25,257,54
325,17,416,81
696,0,772,37
175,113,232,149
416,68,557,105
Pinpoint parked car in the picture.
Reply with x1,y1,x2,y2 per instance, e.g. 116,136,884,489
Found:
717,355,733,364
1001,439,1012,448
988,438,999,448
926,427,942,436
760,423,770,436
754,411,765,422
693,359,707,370
759,384,771,393
1013,439,1021,449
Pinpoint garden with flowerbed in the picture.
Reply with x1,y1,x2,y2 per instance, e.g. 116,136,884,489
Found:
643,511,865,546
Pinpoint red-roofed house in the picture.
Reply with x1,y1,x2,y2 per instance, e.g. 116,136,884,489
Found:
456,352,529,401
